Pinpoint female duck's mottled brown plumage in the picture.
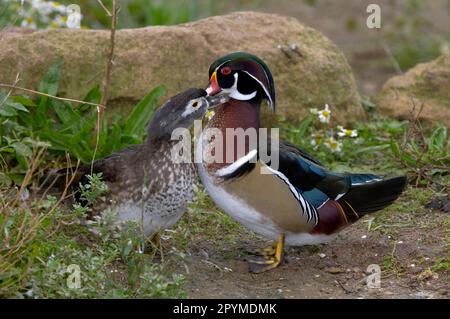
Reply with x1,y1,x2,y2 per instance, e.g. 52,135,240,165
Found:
49,88,215,237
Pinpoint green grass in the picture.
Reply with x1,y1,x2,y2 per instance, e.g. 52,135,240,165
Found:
1,115,448,297
432,257,450,274
386,0,450,71
1,112,448,298
0,173,186,298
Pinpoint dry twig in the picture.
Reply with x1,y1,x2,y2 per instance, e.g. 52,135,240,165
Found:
0,83,106,109
91,0,118,172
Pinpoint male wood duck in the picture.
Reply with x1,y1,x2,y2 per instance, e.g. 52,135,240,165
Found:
48,88,223,240
198,52,407,273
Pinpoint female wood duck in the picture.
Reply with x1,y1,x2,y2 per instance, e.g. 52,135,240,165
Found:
49,88,223,240
198,52,407,273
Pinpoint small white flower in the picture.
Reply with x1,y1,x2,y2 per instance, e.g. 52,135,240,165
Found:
310,132,324,147
309,108,319,115
21,17,37,29
337,126,358,138
53,14,67,27
31,0,42,9
49,1,66,14
323,137,342,153
318,104,331,124
33,0,53,15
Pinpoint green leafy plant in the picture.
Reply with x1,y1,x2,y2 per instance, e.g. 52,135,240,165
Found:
280,100,449,189
0,0,208,29
0,169,185,298
78,173,110,207
64,0,206,29
386,0,450,70
279,104,362,165
391,124,449,187
0,60,165,186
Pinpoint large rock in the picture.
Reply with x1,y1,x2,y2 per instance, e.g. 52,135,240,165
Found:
376,53,450,127
0,12,363,124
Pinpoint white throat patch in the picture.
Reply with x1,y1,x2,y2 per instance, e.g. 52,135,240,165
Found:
223,73,257,101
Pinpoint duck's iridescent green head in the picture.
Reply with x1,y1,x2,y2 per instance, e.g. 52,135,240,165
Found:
206,52,276,111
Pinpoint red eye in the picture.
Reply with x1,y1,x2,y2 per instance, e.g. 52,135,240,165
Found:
221,67,232,75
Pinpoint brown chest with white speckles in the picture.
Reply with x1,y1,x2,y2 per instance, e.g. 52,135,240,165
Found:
89,140,197,237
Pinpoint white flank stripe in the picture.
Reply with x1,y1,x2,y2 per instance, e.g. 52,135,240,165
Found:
264,165,318,226
216,149,258,177
264,165,300,201
335,192,346,201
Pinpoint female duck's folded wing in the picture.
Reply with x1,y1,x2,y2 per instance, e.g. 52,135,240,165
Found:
41,144,143,192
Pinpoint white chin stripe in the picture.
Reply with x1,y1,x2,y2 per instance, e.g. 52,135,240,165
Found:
229,89,257,101
205,86,214,95
224,73,257,101
216,149,258,177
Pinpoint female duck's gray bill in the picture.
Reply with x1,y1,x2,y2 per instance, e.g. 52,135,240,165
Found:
205,93,230,109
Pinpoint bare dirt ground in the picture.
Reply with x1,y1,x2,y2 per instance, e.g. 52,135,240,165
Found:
161,188,449,299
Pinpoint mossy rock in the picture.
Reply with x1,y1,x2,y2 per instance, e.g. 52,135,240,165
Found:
376,53,450,127
0,12,363,124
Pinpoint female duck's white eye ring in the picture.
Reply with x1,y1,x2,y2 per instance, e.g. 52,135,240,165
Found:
191,100,200,108
181,99,203,117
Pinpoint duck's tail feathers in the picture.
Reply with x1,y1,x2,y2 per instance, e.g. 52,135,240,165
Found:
349,173,382,185
338,176,407,220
